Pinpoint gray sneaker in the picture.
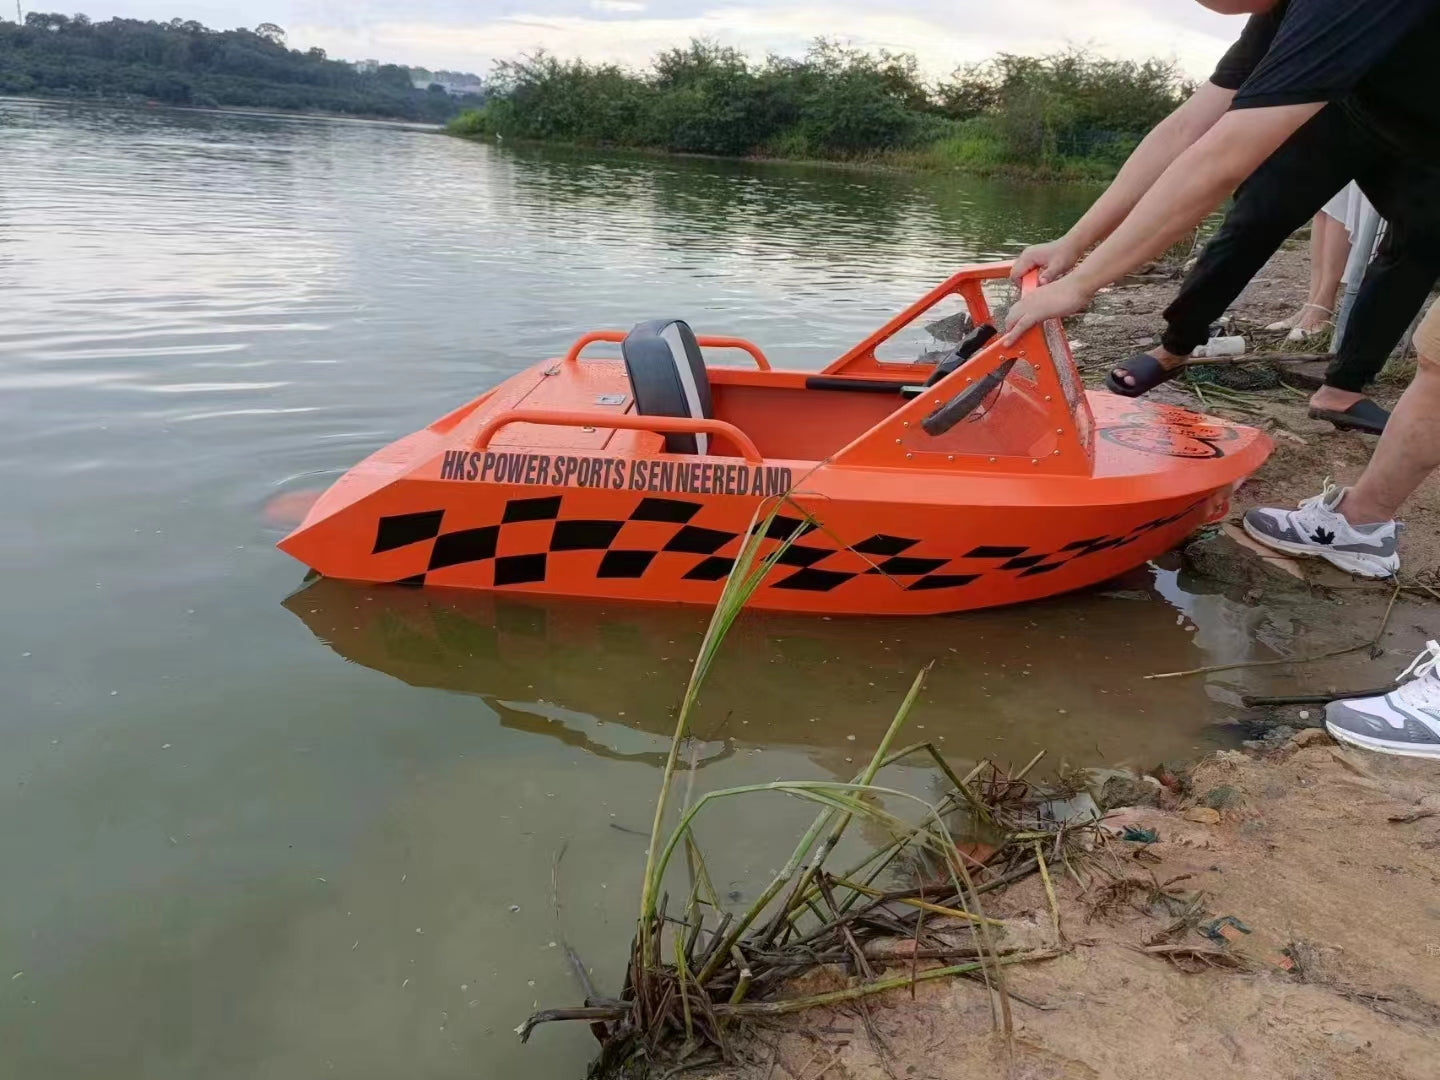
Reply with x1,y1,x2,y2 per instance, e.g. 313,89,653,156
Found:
1326,641,1440,759
1242,481,1398,578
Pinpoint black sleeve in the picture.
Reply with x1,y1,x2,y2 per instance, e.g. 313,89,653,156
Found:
1232,0,1439,109
1210,11,1283,91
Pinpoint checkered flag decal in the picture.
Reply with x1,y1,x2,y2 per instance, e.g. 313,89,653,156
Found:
371,497,1205,591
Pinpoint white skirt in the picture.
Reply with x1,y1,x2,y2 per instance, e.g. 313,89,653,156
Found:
1321,181,1383,285
1321,182,1375,240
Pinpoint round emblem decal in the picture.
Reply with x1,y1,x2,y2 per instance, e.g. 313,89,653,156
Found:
1099,409,1238,460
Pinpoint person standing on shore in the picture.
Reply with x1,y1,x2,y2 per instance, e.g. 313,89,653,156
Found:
1001,0,1440,758
1011,3,1437,436
1268,183,1374,343
1296,303,1440,758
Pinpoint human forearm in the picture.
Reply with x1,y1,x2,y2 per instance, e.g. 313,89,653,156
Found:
1068,103,1321,294
1062,82,1236,253
1002,102,1323,344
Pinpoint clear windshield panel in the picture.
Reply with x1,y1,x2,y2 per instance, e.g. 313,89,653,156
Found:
1045,318,1094,453
903,374,1060,461
872,293,975,366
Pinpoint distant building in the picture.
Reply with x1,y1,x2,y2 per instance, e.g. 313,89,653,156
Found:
351,58,481,96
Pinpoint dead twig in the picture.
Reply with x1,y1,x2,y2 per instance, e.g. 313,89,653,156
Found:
1371,581,1403,659
1146,642,1372,681
803,1048,846,1080
1140,944,1251,973
517,1006,630,1043
1241,686,1393,707
1149,583,1400,680
714,953,1062,1017
1035,840,1064,945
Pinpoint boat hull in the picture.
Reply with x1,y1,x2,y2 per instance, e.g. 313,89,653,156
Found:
278,398,1257,616
279,264,1271,615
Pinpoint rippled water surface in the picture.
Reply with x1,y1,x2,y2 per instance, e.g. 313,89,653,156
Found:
1,100,1284,1079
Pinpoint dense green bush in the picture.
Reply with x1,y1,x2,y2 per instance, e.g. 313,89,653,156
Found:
450,39,1193,177
960,51,1192,168
0,13,483,121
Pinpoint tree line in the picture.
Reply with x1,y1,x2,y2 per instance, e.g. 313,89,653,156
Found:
0,13,482,121
450,40,1194,178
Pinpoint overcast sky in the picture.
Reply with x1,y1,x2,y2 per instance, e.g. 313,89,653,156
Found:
39,1,1246,78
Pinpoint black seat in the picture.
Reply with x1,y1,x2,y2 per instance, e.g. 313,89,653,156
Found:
621,319,714,454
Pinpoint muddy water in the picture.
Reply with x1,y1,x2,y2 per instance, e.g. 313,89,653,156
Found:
1,98,1296,1079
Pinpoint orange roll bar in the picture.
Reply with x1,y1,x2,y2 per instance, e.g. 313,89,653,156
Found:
693,335,772,370
563,330,771,370
473,409,766,463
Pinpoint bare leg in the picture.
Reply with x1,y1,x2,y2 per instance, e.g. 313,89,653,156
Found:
1295,213,1332,327
1342,356,1440,525
1308,213,1332,307
1241,304,1435,578
1268,213,1341,332
1301,213,1347,331
1308,213,1365,410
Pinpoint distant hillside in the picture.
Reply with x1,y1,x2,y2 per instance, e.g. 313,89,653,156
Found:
0,13,483,121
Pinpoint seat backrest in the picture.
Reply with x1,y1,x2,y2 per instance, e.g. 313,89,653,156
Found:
621,319,713,455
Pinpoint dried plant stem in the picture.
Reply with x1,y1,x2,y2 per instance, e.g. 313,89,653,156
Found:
713,952,1060,1017
1035,841,1063,945
674,928,694,1044
1148,581,1401,680
728,947,754,1006
832,878,1004,928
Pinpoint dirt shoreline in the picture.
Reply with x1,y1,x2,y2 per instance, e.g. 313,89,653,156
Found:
689,741,1440,1080
591,249,1440,1080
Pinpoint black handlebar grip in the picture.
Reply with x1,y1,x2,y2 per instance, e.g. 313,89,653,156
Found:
921,358,1017,437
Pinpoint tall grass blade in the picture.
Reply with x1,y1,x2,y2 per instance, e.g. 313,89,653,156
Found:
675,779,993,983
637,494,814,967
761,664,932,946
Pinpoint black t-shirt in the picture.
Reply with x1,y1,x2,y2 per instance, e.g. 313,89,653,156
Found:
1210,0,1440,159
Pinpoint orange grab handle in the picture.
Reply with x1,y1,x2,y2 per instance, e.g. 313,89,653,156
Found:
563,330,772,370
473,409,766,464
1019,268,1041,296
693,335,771,371
563,330,626,364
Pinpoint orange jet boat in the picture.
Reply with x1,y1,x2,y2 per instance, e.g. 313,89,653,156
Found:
279,265,1271,615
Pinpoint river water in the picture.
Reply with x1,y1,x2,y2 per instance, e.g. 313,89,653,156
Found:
1,100,1279,1078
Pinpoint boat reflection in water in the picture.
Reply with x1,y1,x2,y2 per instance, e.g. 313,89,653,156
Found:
283,570,1253,774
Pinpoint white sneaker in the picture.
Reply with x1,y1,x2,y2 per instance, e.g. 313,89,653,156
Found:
1242,481,1399,578
1326,642,1440,759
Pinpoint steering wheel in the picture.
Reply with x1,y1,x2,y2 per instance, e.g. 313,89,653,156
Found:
921,358,1017,436
919,269,1038,437
921,323,997,388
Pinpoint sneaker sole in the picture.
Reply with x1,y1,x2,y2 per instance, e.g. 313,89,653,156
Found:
1240,519,1398,579
1325,721,1440,760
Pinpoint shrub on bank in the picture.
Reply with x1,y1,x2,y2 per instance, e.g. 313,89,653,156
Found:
449,40,1193,178
0,13,482,121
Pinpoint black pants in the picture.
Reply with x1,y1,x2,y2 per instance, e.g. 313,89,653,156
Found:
1161,104,1440,393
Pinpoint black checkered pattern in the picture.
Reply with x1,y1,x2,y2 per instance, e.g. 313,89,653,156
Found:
373,497,1207,591
375,497,740,588
940,501,1207,580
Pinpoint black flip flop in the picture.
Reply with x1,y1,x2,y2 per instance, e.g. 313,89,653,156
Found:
1105,353,1183,398
1309,398,1390,435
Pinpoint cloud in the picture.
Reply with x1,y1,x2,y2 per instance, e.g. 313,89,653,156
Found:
278,0,1243,80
